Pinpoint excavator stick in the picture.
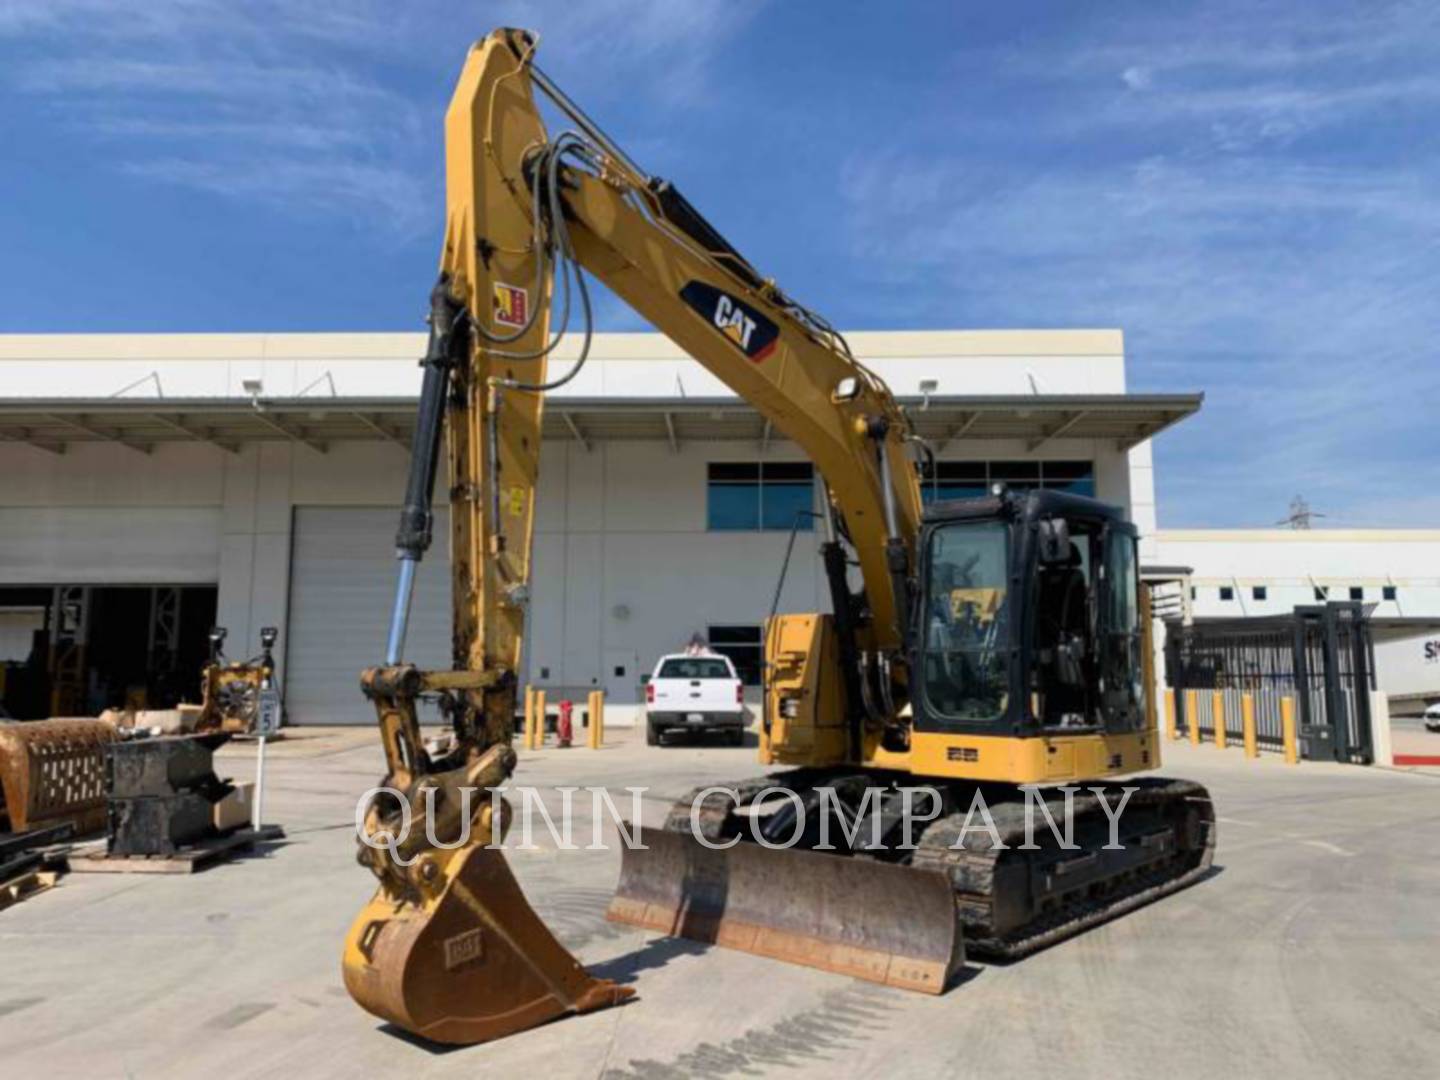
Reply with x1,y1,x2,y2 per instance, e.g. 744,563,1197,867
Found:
0,718,116,834
607,828,963,993
344,831,633,1045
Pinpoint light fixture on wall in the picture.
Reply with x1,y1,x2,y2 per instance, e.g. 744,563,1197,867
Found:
919,379,938,410
242,378,264,406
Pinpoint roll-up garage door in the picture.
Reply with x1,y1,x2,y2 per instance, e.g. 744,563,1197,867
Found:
285,507,452,724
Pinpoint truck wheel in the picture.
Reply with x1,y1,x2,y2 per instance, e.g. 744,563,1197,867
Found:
646,724,659,747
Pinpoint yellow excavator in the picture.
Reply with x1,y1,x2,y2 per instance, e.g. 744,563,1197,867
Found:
342,28,1214,1045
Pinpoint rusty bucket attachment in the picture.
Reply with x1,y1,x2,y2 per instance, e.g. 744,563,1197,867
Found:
0,719,116,834
607,828,963,993
343,838,633,1045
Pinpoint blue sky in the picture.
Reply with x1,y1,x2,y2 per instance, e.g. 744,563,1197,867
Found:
1,1,1436,528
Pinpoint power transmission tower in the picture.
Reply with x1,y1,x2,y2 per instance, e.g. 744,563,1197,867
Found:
1276,494,1326,530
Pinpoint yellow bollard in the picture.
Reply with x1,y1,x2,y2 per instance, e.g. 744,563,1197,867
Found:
1281,696,1298,765
1164,689,1178,741
1186,690,1200,745
523,685,537,750
533,689,547,749
1242,693,1258,760
587,689,605,748
1213,691,1227,750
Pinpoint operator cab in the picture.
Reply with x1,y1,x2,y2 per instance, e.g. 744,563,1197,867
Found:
913,488,1145,738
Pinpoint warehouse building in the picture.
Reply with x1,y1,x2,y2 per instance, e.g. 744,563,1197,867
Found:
0,329,1195,722
2,330,1435,724
1156,529,1440,714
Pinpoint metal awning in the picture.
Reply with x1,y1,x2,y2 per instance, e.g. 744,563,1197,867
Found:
0,393,1201,455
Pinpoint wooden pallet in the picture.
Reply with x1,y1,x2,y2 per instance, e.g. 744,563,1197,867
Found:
0,869,57,910
68,824,285,875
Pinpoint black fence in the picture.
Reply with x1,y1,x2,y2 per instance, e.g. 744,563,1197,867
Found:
1165,602,1375,764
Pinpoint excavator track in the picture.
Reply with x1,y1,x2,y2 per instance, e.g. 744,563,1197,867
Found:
620,770,1214,976
909,776,1215,959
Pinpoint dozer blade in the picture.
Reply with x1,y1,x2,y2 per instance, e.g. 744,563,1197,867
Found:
343,841,633,1045
0,718,116,834
607,827,963,993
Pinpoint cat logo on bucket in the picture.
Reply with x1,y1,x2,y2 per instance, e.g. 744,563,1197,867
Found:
493,282,529,329
444,927,485,970
679,281,779,362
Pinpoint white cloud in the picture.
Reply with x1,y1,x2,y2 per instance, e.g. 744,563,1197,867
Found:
487,0,767,105
835,2,1440,527
0,0,768,230
0,2,433,232
1121,66,1152,91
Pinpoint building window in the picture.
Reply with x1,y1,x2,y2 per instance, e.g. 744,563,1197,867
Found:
707,463,814,531
1314,586,1329,601
1349,586,1364,601
921,461,988,502
918,459,1095,503
1252,585,1267,601
1040,460,1098,497
1383,585,1398,601
1219,586,1235,601
709,625,762,686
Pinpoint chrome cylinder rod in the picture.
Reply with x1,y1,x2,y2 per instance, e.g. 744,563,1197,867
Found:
385,556,417,665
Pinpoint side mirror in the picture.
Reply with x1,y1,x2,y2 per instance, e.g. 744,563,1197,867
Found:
259,626,279,649
1038,517,1072,565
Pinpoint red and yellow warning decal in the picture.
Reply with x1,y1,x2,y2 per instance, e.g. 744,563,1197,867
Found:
493,282,529,329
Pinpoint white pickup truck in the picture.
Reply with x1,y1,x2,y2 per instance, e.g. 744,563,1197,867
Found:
644,651,747,746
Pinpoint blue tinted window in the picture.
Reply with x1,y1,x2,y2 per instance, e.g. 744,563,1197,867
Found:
918,460,1096,501
1040,461,1095,496
708,462,813,531
1048,475,1096,497
762,481,814,531
927,482,988,503
707,481,759,530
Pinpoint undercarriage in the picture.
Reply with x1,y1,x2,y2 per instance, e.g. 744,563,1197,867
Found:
610,768,1215,983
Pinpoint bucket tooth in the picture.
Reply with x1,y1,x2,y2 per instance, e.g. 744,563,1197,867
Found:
607,827,963,994
344,841,633,1045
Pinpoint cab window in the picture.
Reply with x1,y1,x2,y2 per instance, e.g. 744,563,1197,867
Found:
922,522,1010,722
1099,530,1145,725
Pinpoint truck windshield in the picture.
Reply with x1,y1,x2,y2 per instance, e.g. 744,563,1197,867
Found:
922,522,1010,722
657,658,732,679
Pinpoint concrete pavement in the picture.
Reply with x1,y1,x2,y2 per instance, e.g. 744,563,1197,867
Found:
2,730,1438,1079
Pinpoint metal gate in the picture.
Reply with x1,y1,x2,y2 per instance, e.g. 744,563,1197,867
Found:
1165,602,1374,764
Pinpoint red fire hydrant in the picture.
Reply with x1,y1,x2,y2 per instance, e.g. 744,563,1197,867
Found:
557,699,574,748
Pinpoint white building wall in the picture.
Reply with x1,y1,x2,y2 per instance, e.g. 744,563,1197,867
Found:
1,329,1165,722
0,329,1127,401
1157,529,1440,703
1157,530,1440,619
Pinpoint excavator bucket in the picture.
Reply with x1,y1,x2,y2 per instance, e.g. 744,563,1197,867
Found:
343,839,633,1045
607,827,963,993
0,719,116,834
